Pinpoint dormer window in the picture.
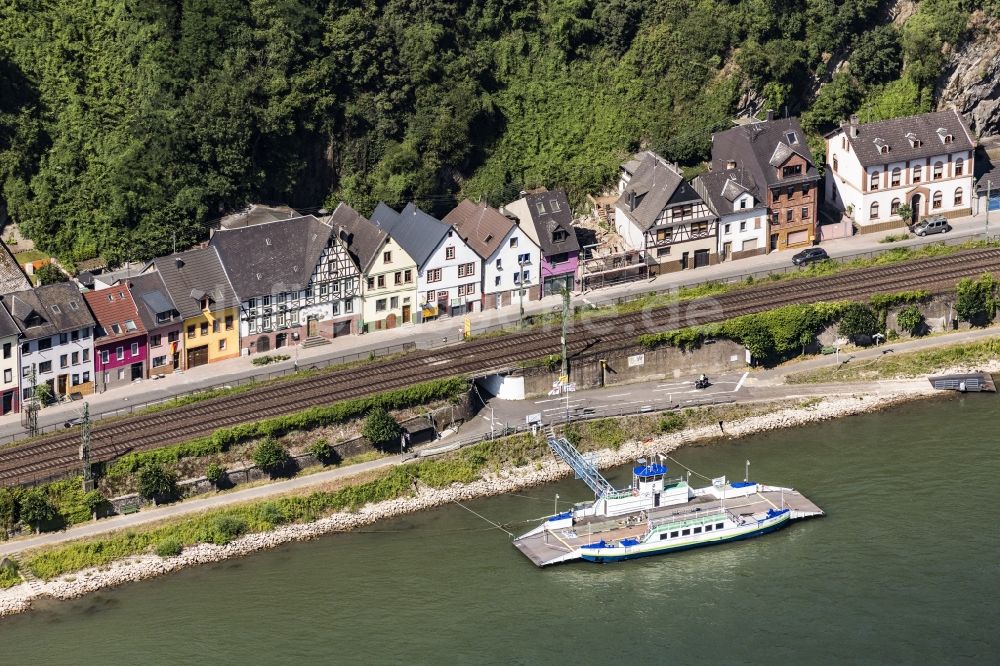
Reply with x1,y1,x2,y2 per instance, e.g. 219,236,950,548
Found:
535,202,546,214
201,297,210,310
124,319,137,332
873,138,889,154
553,229,568,243
782,164,802,178
549,199,560,212
50,305,62,314
68,301,79,311
726,160,737,170
906,132,921,148
785,132,798,145
944,135,953,144
936,128,954,144
111,323,122,335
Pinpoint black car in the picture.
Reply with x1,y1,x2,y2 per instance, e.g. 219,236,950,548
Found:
792,247,829,266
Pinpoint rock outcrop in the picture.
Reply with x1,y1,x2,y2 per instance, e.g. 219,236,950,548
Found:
938,13,1000,137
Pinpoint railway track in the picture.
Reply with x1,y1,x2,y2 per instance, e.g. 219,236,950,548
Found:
3,248,1000,486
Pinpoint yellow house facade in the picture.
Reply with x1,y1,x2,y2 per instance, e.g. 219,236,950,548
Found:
332,203,419,331
146,246,242,369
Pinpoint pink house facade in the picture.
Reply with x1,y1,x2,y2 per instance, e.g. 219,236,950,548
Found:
84,288,149,393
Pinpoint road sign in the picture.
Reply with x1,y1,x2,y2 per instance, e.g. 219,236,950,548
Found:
558,374,569,384
564,383,577,392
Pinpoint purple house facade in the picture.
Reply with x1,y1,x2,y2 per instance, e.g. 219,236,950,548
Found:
502,188,581,296
84,288,149,392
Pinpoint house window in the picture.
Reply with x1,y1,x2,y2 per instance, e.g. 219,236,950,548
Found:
655,228,672,243
832,156,838,172
83,349,89,363
933,162,943,179
509,237,518,248
785,209,793,223
390,296,398,309
891,168,901,187
521,270,530,283
131,342,139,356
801,207,809,220
771,212,779,225
344,299,353,313
739,198,747,209
691,221,709,236
404,269,412,282
71,330,78,342
427,268,442,283
870,202,879,219
377,275,385,288
657,247,670,257
376,299,387,312
168,331,179,343
955,158,964,176
212,319,220,334
22,366,29,378
913,165,922,183
225,315,233,330
153,356,166,368
218,339,227,351
201,297,209,311
891,199,901,216
457,262,475,278
60,354,68,369
187,325,195,338
933,191,943,209
383,251,392,263
495,276,502,287
151,334,162,347
101,350,110,365
124,319,137,332
110,324,122,335
39,360,51,374
869,171,880,190
116,346,124,361
71,351,79,365
394,271,402,285
83,371,90,383
200,322,208,336
2,343,8,359
367,277,375,290
517,253,531,264
495,258,502,270
117,367,125,381
535,201,546,215
954,188,963,206
3,369,11,384
38,338,51,351
781,164,802,178
445,246,455,260
724,223,731,234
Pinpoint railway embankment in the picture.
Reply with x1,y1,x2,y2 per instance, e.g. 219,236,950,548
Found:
0,384,939,618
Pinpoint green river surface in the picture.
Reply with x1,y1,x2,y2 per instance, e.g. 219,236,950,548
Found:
2,394,999,664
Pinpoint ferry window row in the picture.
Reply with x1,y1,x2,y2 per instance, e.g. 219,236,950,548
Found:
661,522,726,540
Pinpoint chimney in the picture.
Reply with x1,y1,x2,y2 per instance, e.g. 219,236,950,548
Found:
849,115,859,138
175,258,184,269
765,109,774,121
628,191,636,211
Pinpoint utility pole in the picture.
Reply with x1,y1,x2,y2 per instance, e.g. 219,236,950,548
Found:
560,287,570,380
518,259,526,329
26,367,38,438
80,402,94,491
987,180,992,240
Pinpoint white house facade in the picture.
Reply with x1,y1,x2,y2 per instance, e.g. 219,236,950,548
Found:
825,109,976,230
692,170,768,261
444,199,542,310
373,202,482,319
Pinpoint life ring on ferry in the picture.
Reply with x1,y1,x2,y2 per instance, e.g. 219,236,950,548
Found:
631,489,639,497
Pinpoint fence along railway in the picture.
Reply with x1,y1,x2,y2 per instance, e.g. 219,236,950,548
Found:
3,248,1000,487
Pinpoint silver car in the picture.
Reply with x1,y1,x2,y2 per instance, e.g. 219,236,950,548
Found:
912,215,951,236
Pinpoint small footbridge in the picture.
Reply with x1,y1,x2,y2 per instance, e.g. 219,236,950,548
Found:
545,427,614,497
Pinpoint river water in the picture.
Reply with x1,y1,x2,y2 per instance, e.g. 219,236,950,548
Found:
2,395,998,663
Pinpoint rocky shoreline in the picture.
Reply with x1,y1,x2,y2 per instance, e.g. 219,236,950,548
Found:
0,387,936,618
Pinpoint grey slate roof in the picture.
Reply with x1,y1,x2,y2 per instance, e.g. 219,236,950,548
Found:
837,109,975,168
1,283,95,340
0,242,31,295
615,153,685,231
371,202,450,270
220,204,301,230
0,301,20,339
442,199,515,260
126,272,181,331
149,247,239,319
330,202,387,274
692,169,764,218
209,215,334,301
513,189,581,256
711,117,819,192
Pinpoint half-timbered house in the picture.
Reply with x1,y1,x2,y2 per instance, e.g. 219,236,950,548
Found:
209,214,361,354
614,152,719,272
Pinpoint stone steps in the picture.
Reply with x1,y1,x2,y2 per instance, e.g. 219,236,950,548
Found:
301,336,331,349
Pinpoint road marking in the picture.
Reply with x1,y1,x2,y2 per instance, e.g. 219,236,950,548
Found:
734,371,749,392
605,393,631,398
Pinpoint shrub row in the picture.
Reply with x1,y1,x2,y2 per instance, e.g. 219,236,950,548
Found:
0,478,102,536
105,376,468,480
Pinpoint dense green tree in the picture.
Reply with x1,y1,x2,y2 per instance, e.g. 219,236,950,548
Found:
252,437,289,475
137,464,179,501
33,263,67,286
362,407,402,450
838,303,881,341
850,25,903,86
19,488,55,532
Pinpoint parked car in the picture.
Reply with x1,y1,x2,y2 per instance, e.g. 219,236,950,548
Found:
792,247,830,266
912,215,951,236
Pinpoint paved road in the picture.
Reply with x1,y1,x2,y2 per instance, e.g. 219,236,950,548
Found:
2,324,995,558
2,210,994,442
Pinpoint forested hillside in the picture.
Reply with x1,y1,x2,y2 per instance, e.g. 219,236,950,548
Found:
0,0,996,266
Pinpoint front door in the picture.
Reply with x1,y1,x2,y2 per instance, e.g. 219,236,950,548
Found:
722,241,731,260
307,317,318,337
910,194,922,224
56,374,67,396
770,233,779,251
257,335,270,353
694,249,710,268
131,362,143,381
187,345,209,368
386,313,397,329
275,333,287,349
681,252,689,269
402,304,411,323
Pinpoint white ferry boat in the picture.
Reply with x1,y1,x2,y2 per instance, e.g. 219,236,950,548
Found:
513,431,823,566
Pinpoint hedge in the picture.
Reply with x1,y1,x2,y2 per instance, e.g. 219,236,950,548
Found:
105,376,468,480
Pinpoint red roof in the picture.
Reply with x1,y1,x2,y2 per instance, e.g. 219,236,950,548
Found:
84,287,147,343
